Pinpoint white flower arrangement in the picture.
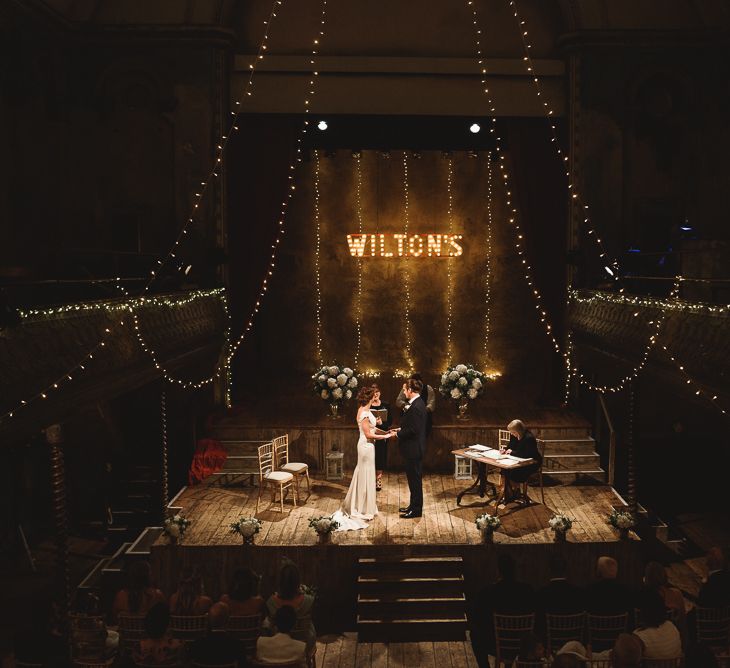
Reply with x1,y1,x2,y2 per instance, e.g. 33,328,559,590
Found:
440,363,489,403
164,514,190,540
309,515,340,534
548,514,573,533
608,509,635,530
475,513,501,532
313,364,358,403
230,517,263,539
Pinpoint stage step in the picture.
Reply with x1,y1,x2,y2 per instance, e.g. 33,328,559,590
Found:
356,556,467,642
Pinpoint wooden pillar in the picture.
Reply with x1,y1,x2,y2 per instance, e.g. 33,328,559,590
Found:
161,390,169,521
45,424,72,658
626,380,638,515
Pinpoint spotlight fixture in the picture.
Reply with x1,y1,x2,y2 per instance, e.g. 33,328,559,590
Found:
470,123,481,134
317,120,328,131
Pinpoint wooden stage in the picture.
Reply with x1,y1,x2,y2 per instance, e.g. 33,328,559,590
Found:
151,472,641,634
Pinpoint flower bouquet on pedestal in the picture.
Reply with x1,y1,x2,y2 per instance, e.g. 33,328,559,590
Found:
230,517,263,545
164,514,190,545
312,364,358,419
475,513,501,543
439,363,488,420
608,509,636,540
549,514,573,542
309,515,339,543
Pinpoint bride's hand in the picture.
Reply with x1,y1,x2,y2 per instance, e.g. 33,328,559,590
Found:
376,417,382,425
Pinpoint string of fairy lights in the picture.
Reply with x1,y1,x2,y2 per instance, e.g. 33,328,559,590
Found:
313,150,324,366
506,0,621,286
445,155,455,366
482,153,494,369
354,153,364,370
659,346,727,415
400,153,415,377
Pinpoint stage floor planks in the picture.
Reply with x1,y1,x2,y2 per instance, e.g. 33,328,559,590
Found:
170,473,632,547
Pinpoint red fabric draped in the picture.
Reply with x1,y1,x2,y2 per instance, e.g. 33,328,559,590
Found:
188,438,227,485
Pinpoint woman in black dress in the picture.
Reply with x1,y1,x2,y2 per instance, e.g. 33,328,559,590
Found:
370,384,392,491
502,419,542,502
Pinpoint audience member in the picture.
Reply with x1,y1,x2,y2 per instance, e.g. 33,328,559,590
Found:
169,564,213,615
134,603,182,666
221,567,265,616
643,561,687,642
551,652,583,668
515,632,545,663
633,588,682,660
537,554,584,614
611,633,642,668
71,591,118,660
585,556,633,614
555,640,589,664
266,560,315,651
698,546,730,607
256,605,307,667
113,560,166,622
188,602,245,667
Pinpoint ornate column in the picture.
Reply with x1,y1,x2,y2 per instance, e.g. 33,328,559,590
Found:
160,390,169,521
626,380,638,515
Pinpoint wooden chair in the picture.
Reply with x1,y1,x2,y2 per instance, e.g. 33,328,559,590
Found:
587,612,628,652
546,611,586,655
227,613,262,656
169,613,209,641
695,606,730,662
118,613,146,654
493,612,535,667
523,439,546,505
257,442,296,513
273,434,311,499
641,657,683,667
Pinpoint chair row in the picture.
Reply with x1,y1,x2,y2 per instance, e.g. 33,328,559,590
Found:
257,435,310,513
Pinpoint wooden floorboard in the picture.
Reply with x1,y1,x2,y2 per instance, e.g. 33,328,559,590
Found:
168,474,635,547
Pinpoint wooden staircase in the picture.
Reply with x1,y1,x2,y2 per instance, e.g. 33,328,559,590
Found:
533,426,607,485
356,556,467,642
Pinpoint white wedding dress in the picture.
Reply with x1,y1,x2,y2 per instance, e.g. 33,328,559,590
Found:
332,410,378,531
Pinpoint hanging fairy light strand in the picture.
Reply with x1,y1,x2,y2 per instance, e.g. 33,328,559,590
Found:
570,288,730,316
354,153,364,369
226,0,330,376
445,155,455,366
506,0,621,284
400,152,415,377
659,345,728,416
482,152,494,368
313,150,324,366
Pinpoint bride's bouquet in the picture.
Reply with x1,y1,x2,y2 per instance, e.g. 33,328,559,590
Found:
439,363,488,402
312,364,358,404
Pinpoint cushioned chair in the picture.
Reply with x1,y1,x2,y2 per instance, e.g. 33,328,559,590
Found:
257,442,296,513
273,434,311,499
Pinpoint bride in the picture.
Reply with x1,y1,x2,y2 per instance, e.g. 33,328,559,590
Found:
332,385,393,531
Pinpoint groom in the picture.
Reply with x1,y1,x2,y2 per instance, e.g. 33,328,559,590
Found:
395,378,427,519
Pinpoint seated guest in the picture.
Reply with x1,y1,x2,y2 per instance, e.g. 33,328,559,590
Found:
221,567,266,616
585,556,633,614
554,641,589,666
266,560,315,652
537,554,584,614
633,589,682,660
113,561,166,622
134,603,182,666
169,565,213,615
501,420,542,503
188,602,245,667
256,605,306,667
643,561,687,641
611,633,643,668
515,632,546,663
698,546,730,608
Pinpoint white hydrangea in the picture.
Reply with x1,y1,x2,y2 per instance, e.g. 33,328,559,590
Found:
448,370,460,381
337,373,348,386
450,388,462,399
441,373,448,385
318,374,326,384
328,366,339,375
455,364,468,374
343,367,354,377
472,378,482,389
467,388,478,400
240,523,257,537
327,377,337,388
316,518,331,532
332,387,343,399
321,389,329,400
345,389,352,400
348,377,358,388
458,377,468,387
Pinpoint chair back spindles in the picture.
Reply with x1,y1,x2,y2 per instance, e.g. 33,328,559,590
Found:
695,605,730,649
169,613,208,640
227,613,262,655
493,612,535,667
587,612,628,652
546,611,586,655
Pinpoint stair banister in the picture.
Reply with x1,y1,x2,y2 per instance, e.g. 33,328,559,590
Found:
597,393,616,486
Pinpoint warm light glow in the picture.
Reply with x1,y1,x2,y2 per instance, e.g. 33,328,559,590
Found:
317,120,328,131
470,123,481,134
346,233,463,258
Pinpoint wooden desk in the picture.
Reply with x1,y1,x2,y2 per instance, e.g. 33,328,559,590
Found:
452,448,536,512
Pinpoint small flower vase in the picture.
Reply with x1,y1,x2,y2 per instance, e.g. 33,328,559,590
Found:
318,531,331,544
242,534,255,546
482,529,494,544
619,528,629,541
329,403,341,420
553,529,567,543
167,534,179,546
456,400,471,421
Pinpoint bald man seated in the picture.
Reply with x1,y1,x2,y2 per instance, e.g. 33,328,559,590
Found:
188,602,245,667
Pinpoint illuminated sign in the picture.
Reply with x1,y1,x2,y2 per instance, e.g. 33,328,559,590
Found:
347,233,463,258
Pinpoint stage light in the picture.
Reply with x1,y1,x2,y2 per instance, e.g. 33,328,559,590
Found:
470,123,481,134
317,120,328,131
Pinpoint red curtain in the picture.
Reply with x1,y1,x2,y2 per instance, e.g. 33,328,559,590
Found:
188,438,227,485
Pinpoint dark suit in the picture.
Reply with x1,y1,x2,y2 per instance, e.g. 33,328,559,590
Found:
505,430,542,483
537,578,585,614
698,569,730,608
397,396,427,512
585,578,634,614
